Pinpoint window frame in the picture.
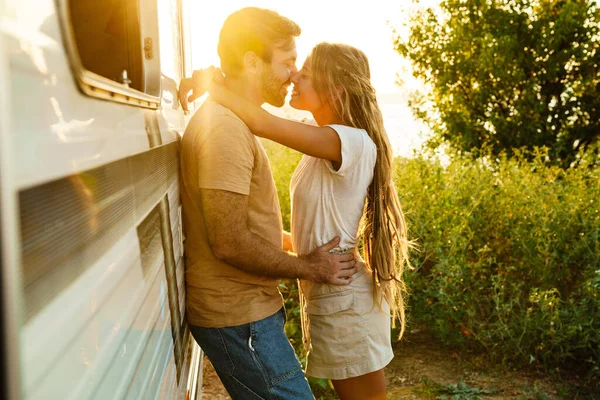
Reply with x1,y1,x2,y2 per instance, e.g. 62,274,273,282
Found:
56,0,161,109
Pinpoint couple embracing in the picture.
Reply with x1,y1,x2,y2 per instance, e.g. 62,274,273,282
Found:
178,7,411,400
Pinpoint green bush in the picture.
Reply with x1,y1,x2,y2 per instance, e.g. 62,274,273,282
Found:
396,147,599,379
265,139,599,387
262,139,302,232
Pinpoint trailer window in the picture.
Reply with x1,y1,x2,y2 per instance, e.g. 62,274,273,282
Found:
60,0,161,107
69,0,143,91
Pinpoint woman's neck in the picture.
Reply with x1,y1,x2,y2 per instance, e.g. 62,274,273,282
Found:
311,105,344,127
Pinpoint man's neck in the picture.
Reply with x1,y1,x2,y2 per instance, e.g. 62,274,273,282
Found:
224,76,263,106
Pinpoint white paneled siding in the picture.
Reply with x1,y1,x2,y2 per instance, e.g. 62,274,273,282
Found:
1,0,203,399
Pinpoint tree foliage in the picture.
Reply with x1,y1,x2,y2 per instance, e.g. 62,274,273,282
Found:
395,0,600,165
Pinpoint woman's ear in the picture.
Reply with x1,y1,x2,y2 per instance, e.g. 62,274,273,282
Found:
334,85,344,101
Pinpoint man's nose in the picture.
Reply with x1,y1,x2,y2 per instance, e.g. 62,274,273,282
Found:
290,70,300,84
287,64,298,78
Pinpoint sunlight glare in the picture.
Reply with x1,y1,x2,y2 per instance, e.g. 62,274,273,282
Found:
186,0,438,156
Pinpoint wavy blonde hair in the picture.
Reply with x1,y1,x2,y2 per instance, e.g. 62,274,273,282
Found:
311,42,412,337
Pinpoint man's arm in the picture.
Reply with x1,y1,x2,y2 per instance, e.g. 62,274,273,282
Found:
200,189,357,285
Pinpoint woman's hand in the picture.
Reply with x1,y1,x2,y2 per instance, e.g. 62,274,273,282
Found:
178,66,219,111
205,68,233,108
202,69,342,163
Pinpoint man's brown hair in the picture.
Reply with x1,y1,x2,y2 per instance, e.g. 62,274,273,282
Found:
218,7,301,77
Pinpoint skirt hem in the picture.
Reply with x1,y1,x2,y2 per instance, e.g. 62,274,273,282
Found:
306,352,394,380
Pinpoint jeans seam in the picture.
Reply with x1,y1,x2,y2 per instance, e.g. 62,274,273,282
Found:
248,316,301,391
257,314,303,390
233,325,247,342
269,364,303,387
229,374,269,400
247,322,273,390
216,328,236,376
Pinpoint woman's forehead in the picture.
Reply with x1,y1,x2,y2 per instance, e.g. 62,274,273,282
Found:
302,56,311,70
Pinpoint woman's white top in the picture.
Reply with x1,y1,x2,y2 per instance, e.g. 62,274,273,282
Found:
290,124,393,380
290,124,377,257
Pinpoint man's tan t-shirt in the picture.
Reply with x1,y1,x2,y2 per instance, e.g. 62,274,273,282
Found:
180,100,283,328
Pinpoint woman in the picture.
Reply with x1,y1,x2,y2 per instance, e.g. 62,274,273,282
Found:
194,42,410,400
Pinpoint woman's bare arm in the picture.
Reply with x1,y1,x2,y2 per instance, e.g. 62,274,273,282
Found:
209,82,342,163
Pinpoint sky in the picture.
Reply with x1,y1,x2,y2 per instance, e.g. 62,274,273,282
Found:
186,0,433,97
186,0,437,155
16,0,434,156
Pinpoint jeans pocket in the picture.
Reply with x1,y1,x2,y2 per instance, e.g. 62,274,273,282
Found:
189,325,236,376
250,310,303,388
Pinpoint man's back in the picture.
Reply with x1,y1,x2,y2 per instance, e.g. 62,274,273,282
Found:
179,100,284,328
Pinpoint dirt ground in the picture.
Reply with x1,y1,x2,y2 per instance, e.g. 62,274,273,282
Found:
200,330,597,399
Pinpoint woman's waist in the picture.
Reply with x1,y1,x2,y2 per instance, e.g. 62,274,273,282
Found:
292,234,360,256
299,259,369,299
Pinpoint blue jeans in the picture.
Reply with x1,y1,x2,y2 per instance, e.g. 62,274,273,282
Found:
189,308,314,399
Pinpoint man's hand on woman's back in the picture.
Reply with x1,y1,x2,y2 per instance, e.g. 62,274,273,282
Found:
300,237,358,286
201,189,356,286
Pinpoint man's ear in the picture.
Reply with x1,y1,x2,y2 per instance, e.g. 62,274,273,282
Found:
243,51,261,75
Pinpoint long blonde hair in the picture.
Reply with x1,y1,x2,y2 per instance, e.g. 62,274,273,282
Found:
311,42,412,338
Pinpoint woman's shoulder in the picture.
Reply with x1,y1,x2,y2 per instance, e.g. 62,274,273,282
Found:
327,124,370,140
318,124,376,176
328,124,376,154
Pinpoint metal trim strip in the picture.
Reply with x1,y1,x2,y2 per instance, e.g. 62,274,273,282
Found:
0,22,22,400
19,142,179,323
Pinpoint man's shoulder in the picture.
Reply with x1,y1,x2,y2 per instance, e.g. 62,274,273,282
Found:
182,100,257,157
200,99,239,119
189,99,249,133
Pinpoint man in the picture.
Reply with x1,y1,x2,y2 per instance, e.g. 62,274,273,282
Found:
178,8,357,399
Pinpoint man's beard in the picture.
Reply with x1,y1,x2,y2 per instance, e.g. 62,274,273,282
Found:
261,67,288,107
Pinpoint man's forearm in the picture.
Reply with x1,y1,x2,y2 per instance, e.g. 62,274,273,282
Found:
216,229,311,280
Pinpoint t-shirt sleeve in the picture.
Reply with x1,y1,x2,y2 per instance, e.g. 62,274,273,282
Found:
196,116,254,195
325,124,369,176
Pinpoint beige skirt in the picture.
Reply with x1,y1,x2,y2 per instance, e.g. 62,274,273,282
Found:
300,263,394,380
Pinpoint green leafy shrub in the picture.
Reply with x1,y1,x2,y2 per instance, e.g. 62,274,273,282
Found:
265,139,599,388
417,377,498,399
396,147,599,380
262,139,302,232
